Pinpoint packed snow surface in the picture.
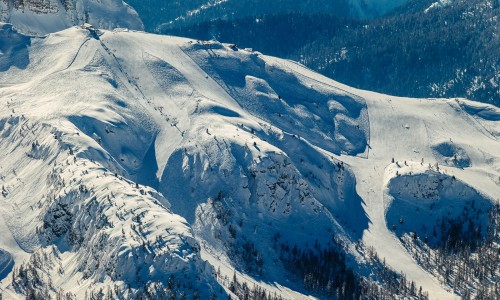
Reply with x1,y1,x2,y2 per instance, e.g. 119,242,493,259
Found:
0,23,498,299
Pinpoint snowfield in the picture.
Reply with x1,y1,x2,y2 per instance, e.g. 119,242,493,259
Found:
0,23,498,299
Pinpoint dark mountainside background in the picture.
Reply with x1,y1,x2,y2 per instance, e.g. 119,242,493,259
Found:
127,0,499,106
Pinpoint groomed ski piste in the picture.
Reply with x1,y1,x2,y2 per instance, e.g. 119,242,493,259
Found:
0,23,498,299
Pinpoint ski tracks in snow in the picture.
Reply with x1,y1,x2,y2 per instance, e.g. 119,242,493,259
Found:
343,94,461,299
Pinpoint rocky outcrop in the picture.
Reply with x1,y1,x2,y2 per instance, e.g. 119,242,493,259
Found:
12,0,59,13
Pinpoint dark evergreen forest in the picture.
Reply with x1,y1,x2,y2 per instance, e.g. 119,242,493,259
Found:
148,0,499,106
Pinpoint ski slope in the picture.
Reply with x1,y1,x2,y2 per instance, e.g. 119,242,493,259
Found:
264,60,500,299
0,23,498,299
339,94,499,300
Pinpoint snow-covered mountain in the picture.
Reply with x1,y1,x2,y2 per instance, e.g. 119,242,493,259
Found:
0,0,143,35
157,0,499,106
126,0,411,33
173,0,411,20
0,22,498,299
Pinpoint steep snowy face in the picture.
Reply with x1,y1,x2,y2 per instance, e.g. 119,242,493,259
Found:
385,165,493,243
0,24,219,299
0,23,372,298
0,0,143,34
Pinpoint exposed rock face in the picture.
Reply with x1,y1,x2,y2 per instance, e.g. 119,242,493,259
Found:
0,0,143,34
12,0,59,13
